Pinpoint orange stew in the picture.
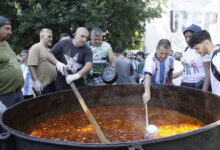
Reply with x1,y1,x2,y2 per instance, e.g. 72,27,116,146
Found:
25,106,205,143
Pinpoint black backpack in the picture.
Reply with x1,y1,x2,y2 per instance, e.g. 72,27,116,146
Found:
211,48,220,81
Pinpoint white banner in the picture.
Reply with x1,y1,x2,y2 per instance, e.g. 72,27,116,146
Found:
144,0,220,53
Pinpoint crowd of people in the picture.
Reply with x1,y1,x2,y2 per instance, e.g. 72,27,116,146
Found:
1,16,220,113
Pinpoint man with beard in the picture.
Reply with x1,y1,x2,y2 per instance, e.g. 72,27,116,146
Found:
28,28,57,95
47,27,93,91
0,16,24,110
189,30,220,96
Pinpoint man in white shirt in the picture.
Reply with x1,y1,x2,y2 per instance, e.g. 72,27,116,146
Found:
143,39,174,103
189,30,220,96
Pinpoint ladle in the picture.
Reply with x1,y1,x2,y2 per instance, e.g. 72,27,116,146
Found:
64,69,109,143
144,103,159,138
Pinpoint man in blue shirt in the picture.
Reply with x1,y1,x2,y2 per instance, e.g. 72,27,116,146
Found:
143,39,174,103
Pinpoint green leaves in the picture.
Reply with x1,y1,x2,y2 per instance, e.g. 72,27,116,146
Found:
0,0,165,53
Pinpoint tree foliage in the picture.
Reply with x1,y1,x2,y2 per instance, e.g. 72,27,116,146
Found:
0,0,165,53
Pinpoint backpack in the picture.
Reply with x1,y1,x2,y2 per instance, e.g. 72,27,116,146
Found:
211,48,220,81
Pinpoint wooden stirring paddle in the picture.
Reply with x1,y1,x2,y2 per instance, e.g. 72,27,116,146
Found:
64,69,109,143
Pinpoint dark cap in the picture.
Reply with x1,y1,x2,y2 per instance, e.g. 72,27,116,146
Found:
183,24,201,35
20,49,29,55
0,16,11,27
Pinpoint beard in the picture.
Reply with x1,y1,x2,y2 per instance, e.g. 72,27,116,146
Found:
47,41,52,47
202,44,210,55
1,34,11,41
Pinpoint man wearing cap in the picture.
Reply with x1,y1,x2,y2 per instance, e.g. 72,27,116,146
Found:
181,24,211,91
20,50,33,99
0,16,24,109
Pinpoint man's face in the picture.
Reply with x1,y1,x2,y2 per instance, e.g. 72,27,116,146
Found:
136,55,142,62
127,52,134,60
193,42,209,56
74,30,89,47
184,31,193,45
42,32,53,47
90,35,102,47
156,46,169,61
0,25,12,41
20,53,28,63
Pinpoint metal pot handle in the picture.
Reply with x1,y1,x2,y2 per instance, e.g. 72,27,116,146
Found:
128,144,144,150
0,131,14,150
0,131,11,140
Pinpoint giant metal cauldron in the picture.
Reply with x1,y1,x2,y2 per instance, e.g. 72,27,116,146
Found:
1,84,220,150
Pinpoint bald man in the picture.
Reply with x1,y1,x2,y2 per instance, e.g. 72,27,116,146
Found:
47,27,93,91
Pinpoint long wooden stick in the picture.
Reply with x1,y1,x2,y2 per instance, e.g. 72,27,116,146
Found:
64,69,109,143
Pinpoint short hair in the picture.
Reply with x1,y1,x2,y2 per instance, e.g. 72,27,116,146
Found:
90,27,103,36
157,39,171,49
136,51,145,59
40,28,52,36
114,47,124,54
60,32,70,39
188,30,212,48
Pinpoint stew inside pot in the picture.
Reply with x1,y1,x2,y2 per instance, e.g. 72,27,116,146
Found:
24,106,205,143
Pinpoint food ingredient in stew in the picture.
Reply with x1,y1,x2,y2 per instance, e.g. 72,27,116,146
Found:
25,106,205,143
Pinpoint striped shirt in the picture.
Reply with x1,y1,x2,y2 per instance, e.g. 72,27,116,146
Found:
20,63,32,96
143,52,174,84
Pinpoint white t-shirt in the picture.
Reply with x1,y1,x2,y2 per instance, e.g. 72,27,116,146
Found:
181,47,210,83
144,51,174,84
210,47,220,96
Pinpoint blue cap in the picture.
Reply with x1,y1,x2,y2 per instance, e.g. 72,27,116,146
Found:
183,24,201,35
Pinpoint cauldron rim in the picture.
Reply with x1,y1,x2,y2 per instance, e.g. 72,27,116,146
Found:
2,111,220,148
2,84,220,149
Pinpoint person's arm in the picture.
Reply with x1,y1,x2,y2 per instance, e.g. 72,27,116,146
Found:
172,71,183,79
167,70,173,85
202,61,210,91
46,52,59,65
66,62,92,84
28,66,38,81
66,47,93,85
130,62,134,76
47,52,67,75
168,57,174,85
108,47,116,68
77,62,93,77
28,65,43,95
143,74,151,104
